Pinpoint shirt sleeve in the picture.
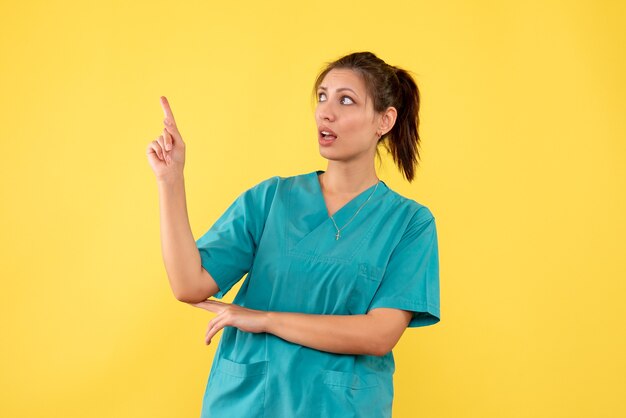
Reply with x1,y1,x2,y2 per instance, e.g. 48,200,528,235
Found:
368,207,441,328
195,176,278,299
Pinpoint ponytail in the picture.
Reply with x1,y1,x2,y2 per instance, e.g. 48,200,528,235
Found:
384,66,421,183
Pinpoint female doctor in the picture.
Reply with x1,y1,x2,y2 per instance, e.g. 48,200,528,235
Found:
147,51,440,418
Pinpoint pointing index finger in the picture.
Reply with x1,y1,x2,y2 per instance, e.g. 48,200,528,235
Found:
160,96,176,125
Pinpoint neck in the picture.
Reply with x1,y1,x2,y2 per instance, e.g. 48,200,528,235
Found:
319,162,379,195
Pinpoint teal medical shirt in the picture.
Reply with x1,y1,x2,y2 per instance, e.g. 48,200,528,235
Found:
195,170,440,418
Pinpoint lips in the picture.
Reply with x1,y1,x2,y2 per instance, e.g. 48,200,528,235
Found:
319,125,337,139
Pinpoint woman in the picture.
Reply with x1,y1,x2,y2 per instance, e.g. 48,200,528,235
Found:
147,51,440,418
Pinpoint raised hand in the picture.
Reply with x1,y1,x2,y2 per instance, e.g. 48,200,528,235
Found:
146,96,187,182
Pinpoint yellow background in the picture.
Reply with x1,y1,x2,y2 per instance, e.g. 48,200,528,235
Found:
1,0,624,417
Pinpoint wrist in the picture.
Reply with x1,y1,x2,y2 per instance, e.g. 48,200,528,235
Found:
264,311,276,334
157,174,184,187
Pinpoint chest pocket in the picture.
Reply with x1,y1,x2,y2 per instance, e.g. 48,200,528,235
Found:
346,262,384,315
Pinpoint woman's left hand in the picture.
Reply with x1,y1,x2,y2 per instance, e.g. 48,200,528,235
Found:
187,300,269,345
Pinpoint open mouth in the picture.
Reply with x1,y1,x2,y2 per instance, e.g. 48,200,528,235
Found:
319,129,337,140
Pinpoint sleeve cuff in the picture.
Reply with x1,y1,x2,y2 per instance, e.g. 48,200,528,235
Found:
369,297,440,328
198,252,236,300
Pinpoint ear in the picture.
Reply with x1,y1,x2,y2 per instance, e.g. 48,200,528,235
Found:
379,106,398,136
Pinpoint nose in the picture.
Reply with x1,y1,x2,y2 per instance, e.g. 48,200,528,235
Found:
316,99,336,122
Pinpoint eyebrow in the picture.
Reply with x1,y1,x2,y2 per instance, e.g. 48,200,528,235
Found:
318,85,360,98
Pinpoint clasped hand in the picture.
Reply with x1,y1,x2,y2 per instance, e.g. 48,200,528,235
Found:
187,300,269,345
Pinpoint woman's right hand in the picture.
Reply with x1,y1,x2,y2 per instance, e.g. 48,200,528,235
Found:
146,96,186,182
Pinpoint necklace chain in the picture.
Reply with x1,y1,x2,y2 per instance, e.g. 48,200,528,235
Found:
329,180,380,240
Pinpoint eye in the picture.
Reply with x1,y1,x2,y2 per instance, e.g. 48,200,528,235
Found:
317,92,355,105
340,95,354,105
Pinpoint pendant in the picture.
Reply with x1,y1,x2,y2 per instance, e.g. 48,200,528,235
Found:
335,231,340,240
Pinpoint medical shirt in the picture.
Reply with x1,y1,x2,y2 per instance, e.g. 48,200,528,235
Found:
195,170,440,418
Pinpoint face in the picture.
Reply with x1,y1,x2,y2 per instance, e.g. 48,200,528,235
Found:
315,68,382,161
